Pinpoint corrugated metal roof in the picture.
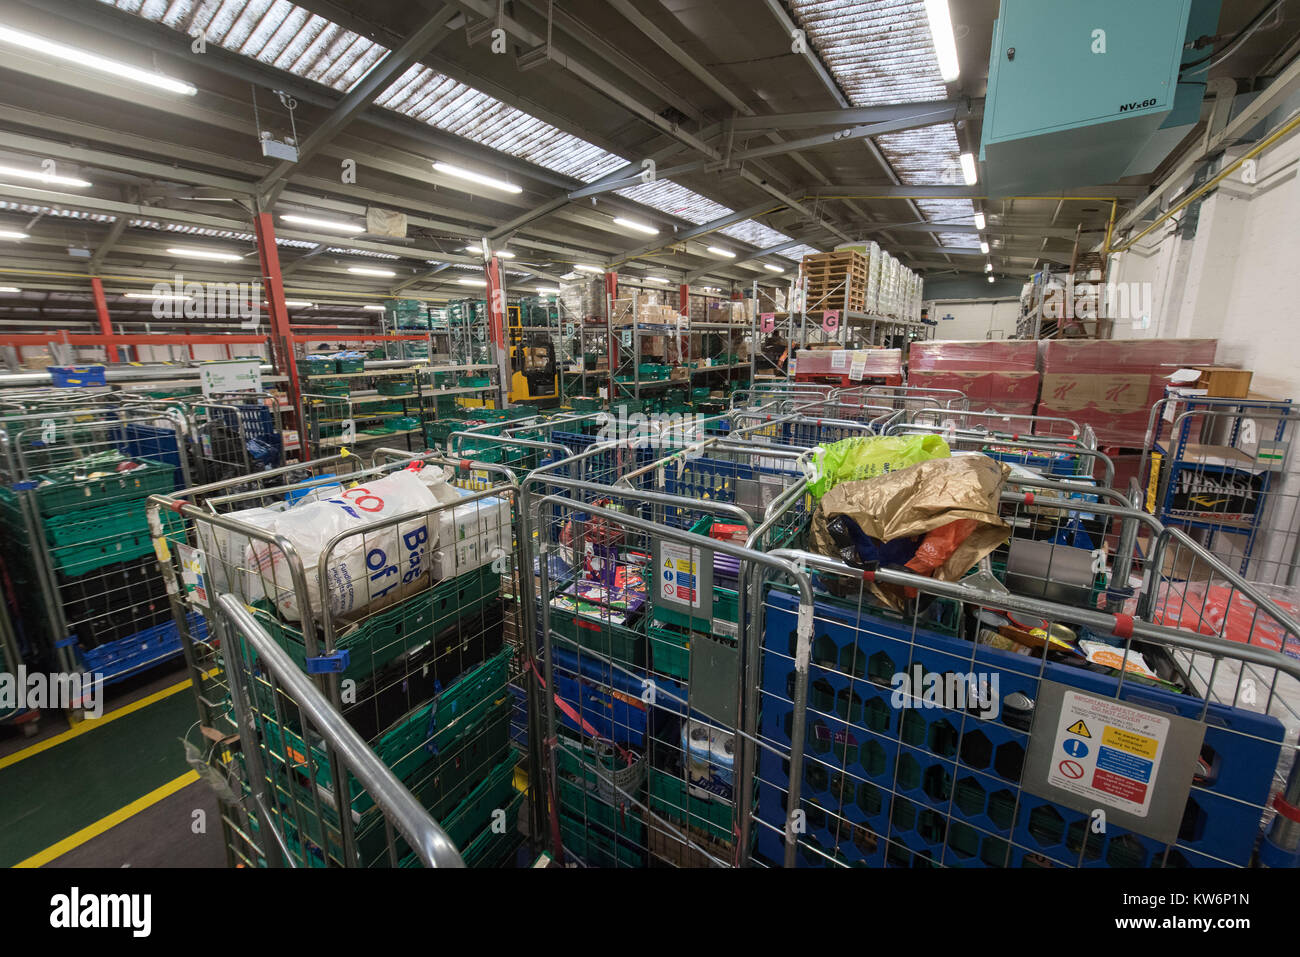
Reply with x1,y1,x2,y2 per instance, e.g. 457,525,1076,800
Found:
98,0,814,260
0,200,116,222
789,1,979,248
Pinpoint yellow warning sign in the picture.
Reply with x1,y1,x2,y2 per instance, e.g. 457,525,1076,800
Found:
1102,725,1158,759
1066,720,1091,738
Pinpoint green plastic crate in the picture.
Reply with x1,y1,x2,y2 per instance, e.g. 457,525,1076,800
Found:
560,813,645,867
377,378,416,396
34,456,177,517
450,786,525,868
252,566,501,681
44,498,182,547
549,603,645,667
648,624,690,681
648,768,736,845
335,356,365,374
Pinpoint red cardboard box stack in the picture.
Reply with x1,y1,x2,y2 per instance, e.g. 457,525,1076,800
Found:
907,340,1040,415
792,348,903,386
1035,339,1218,447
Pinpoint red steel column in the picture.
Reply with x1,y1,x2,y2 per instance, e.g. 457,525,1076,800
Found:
90,277,119,363
253,211,306,457
485,256,510,408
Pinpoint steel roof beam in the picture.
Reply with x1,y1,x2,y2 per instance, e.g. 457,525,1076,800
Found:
258,5,459,205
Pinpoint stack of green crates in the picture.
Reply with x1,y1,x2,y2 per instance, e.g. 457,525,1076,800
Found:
377,376,416,396
384,299,429,329
555,732,647,867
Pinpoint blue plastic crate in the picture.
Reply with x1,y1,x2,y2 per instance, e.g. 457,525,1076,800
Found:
757,589,1285,868
78,612,205,684
49,365,107,387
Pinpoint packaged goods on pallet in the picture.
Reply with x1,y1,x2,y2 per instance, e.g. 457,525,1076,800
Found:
708,300,753,325
559,277,606,319
909,339,1040,371
792,347,903,385
1036,339,1218,446
909,370,1040,414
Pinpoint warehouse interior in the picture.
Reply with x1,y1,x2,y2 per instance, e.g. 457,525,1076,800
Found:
0,0,1298,882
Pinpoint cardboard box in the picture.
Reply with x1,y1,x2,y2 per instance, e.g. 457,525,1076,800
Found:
908,340,1039,372
1192,366,1253,398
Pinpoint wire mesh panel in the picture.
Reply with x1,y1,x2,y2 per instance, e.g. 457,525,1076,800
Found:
745,453,1300,869
906,407,1087,444
150,450,532,868
525,489,814,868
187,392,285,486
0,405,192,688
1140,396,1300,584
211,594,465,868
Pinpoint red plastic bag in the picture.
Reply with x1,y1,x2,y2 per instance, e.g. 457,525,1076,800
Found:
905,519,979,576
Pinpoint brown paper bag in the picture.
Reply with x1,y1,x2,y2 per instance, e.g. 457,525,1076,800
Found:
811,455,1011,610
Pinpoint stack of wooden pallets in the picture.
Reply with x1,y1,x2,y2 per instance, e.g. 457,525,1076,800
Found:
800,250,868,312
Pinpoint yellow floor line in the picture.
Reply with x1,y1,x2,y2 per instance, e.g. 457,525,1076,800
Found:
0,673,199,771
14,770,200,868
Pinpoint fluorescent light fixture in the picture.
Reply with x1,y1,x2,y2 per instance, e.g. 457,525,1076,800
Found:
463,245,514,258
433,161,522,194
457,277,487,286
0,164,91,188
987,275,995,283
960,153,977,186
707,246,736,258
348,266,396,277
166,246,243,262
613,217,658,236
644,276,670,284
924,0,961,82
0,229,28,240
0,286,20,292
764,264,785,273
536,286,561,294
979,240,990,254
985,263,993,272
281,213,365,235
575,264,604,273
363,304,387,311
973,211,986,230
124,291,192,301
0,24,197,96
281,300,314,308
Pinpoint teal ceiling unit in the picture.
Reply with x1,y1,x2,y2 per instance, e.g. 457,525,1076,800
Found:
980,0,1202,196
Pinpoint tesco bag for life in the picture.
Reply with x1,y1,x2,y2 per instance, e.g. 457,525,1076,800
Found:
246,469,439,622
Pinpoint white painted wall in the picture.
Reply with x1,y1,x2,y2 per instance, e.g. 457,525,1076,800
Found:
927,298,1021,340
1107,109,1300,583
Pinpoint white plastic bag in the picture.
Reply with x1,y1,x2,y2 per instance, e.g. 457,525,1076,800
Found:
245,468,439,622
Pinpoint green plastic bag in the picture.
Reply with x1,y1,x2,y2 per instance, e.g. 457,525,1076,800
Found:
807,434,950,499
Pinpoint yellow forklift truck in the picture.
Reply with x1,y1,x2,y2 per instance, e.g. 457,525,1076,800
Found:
508,303,558,403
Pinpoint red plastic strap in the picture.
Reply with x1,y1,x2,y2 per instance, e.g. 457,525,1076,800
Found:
1273,794,1300,824
1022,492,1034,506
862,569,876,583
459,459,473,471
1112,613,1135,640
169,499,188,514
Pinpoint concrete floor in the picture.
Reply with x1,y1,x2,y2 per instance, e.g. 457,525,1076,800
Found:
0,658,226,867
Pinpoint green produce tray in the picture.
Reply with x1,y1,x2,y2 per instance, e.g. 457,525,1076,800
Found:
549,603,645,667
336,357,365,374
44,498,183,547
377,379,416,396
34,456,177,517
648,624,690,681
648,768,735,845
252,566,501,681
560,812,645,868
